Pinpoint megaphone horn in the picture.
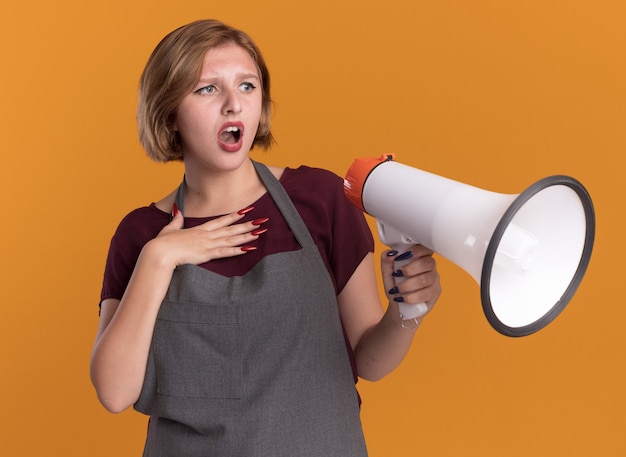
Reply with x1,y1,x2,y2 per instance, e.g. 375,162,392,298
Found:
344,154,595,337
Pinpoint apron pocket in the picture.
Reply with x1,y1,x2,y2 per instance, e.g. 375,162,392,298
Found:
153,300,242,399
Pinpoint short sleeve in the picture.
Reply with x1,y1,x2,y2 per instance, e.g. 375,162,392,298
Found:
326,172,375,293
100,206,169,302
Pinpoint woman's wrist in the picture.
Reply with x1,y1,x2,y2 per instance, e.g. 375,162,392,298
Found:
387,300,424,331
142,237,178,271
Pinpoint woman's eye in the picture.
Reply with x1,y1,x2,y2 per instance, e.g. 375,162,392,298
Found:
195,85,216,95
240,82,256,92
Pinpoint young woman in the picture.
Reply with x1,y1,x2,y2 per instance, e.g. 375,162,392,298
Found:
90,19,441,456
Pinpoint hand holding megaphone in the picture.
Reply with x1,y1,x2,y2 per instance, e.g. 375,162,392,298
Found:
379,224,432,324
344,154,595,337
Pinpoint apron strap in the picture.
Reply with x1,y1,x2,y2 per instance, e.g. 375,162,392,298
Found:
252,161,316,249
173,178,186,216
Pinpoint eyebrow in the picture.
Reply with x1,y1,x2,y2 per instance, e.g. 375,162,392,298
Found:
196,72,260,84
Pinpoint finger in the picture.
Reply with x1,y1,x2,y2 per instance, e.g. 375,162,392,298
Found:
381,249,401,298
398,270,442,306
400,250,437,279
195,228,268,263
195,218,269,245
190,216,271,263
382,246,438,295
158,203,185,236
195,208,269,234
411,244,434,257
169,203,184,229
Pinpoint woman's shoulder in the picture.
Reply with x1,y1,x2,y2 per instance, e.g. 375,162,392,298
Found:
111,204,169,243
281,165,343,191
279,165,357,220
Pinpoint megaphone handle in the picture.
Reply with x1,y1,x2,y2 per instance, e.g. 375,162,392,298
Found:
393,255,429,321
378,222,429,322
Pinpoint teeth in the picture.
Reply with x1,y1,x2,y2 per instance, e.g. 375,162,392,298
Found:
224,126,240,132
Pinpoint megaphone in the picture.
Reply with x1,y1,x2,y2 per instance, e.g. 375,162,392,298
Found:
344,155,595,337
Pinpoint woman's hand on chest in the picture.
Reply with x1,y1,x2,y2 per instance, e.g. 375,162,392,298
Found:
146,205,269,268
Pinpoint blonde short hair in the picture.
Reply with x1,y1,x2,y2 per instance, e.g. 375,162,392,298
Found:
137,19,275,162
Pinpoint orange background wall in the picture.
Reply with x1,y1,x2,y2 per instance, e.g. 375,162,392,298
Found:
1,1,624,456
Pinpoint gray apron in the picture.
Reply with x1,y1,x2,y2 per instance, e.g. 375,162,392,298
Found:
135,161,368,456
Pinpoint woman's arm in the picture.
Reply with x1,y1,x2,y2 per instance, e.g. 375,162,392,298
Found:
90,239,184,413
337,246,441,381
90,209,264,413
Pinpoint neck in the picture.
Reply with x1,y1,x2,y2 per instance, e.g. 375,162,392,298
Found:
182,158,265,216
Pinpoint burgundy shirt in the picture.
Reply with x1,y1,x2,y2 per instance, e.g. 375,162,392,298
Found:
99,165,375,384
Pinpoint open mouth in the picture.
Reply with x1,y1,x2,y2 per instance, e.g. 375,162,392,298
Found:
219,125,242,145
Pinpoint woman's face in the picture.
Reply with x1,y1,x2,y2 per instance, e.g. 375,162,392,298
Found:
174,43,263,172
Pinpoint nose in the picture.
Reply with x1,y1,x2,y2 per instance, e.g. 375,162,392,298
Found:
221,87,242,115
